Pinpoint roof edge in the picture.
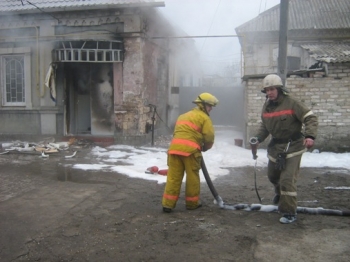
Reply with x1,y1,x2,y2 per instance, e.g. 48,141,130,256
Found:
0,2,165,15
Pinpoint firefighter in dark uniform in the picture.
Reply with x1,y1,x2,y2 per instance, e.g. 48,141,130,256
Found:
162,93,219,213
252,74,318,224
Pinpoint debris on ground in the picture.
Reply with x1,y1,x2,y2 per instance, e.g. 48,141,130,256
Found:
0,137,91,159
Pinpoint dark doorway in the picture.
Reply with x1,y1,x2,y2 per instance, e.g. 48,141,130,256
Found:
64,63,114,136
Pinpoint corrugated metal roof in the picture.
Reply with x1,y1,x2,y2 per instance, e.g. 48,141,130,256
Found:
0,0,164,13
236,0,350,33
301,43,350,63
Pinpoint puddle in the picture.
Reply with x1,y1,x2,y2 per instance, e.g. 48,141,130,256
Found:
57,165,72,182
55,164,115,185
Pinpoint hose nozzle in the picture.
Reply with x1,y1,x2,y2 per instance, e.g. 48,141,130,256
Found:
249,137,259,145
249,137,259,160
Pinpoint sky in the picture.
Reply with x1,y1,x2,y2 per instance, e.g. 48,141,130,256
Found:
158,0,281,75
72,127,350,187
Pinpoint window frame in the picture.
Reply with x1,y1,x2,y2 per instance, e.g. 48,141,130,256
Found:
0,47,32,108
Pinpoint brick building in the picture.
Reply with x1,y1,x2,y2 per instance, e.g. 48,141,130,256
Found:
235,0,350,152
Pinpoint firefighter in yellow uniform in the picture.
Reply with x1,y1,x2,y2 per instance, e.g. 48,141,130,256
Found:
162,93,219,213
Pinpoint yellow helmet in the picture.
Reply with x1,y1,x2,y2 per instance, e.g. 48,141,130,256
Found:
192,92,219,107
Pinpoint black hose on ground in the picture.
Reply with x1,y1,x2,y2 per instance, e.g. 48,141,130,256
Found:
201,158,350,216
223,204,350,216
201,158,224,207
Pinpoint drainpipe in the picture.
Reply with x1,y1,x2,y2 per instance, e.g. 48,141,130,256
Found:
33,26,45,97
277,0,289,85
149,104,157,146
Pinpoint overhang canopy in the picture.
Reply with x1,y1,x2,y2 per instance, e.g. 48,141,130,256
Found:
300,42,350,63
53,40,123,63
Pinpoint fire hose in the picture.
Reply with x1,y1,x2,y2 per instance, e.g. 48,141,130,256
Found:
201,157,350,216
201,159,224,207
249,137,262,203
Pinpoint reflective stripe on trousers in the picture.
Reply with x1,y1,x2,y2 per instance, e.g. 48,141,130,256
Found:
162,152,202,209
267,154,302,214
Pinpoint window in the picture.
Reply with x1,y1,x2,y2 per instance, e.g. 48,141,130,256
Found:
3,56,25,105
287,56,301,71
1,48,31,108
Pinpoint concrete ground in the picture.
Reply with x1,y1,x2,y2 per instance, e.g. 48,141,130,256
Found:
0,141,349,261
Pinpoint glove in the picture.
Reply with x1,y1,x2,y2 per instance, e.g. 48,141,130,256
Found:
202,142,213,152
275,152,287,170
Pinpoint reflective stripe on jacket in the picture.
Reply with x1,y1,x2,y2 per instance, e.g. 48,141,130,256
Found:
256,94,318,158
168,107,214,156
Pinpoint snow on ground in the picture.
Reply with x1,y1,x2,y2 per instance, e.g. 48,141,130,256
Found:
72,126,350,185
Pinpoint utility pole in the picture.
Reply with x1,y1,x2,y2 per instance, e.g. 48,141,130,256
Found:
277,0,289,85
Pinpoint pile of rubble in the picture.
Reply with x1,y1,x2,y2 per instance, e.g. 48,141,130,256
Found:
0,137,95,158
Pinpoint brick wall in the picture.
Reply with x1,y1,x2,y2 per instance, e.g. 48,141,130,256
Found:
328,62,350,78
245,75,350,152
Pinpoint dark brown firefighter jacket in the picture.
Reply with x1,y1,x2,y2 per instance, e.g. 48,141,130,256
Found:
255,94,318,162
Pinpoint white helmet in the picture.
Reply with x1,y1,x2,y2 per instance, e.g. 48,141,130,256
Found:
261,74,284,93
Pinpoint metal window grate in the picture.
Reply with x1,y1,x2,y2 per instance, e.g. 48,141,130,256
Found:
54,40,123,63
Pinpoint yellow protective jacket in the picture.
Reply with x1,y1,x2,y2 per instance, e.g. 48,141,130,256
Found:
168,107,214,156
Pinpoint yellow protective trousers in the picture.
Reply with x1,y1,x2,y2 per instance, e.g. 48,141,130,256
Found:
162,152,202,209
267,154,302,214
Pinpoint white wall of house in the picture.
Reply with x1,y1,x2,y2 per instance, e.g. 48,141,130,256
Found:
243,41,322,75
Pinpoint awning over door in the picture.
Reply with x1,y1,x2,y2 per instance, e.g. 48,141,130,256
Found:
53,40,123,63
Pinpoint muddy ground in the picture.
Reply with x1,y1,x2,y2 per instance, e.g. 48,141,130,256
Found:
0,141,349,262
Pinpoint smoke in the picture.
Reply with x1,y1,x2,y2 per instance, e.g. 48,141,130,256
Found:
159,0,280,75
179,85,244,127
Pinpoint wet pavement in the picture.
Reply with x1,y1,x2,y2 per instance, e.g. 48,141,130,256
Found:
1,138,349,262
0,145,94,202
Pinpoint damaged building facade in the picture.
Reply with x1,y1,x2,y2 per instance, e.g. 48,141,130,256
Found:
0,0,198,145
235,0,350,152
